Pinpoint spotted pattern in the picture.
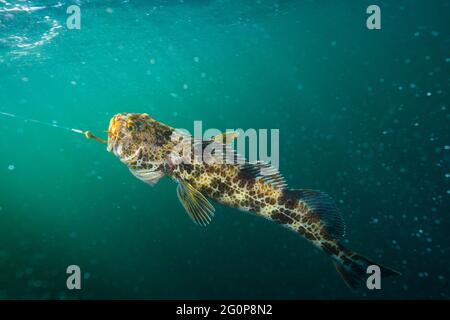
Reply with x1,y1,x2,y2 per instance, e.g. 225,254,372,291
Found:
172,161,345,259
108,112,346,261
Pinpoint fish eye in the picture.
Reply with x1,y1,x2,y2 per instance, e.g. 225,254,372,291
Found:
126,122,134,131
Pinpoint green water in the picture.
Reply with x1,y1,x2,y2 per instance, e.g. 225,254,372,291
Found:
0,0,449,299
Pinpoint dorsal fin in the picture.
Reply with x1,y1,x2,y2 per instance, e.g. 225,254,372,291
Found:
212,131,239,145
239,162,287,190
187,138,286,189
296,189,345,239
198,139,246,165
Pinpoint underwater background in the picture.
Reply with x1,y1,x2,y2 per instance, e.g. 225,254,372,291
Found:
0,0,449,299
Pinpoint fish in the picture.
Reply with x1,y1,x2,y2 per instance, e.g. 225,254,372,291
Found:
107,112,400,289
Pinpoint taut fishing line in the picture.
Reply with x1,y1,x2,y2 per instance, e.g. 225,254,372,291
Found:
0,111,106,143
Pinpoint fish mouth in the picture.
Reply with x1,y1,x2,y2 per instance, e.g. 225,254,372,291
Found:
107,114,123,153
107,137,118,154
106,133,117,153
107,134,121,156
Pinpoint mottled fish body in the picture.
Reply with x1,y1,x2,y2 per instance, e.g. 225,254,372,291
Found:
107,112,400,289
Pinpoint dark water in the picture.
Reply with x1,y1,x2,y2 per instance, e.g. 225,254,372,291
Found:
0,0,449,299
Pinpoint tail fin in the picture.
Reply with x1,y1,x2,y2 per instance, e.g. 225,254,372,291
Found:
334,251,401,290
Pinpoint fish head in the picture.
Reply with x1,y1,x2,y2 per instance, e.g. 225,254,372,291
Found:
107,112,177,166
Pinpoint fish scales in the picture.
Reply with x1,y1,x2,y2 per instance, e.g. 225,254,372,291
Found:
107,112,400,290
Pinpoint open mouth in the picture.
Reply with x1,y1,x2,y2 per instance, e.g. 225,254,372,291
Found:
107,115,121,153
107,136,117,153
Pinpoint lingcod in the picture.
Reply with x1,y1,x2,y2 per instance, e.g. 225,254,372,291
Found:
106,112,399,289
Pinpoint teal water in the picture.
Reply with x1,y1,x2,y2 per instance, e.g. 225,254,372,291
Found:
0,0,449,299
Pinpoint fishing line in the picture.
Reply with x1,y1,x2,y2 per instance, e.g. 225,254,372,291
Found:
0,111,107,143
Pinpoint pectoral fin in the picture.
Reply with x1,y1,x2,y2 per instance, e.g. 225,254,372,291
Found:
176,180,215,226
130,168,164,186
